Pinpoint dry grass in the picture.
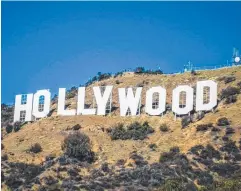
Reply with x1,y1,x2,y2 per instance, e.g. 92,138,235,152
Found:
2,66,241,167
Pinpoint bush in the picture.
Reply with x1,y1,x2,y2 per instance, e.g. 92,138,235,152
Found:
6,124,13,133
220,86,240,99
211,163,239,177
4,162,43,189
200,144,221,160
145,69,163,75
62,132,94,162
29,143,42,153
72,124,81,130
116,159,125,166
108,121,154,140
191,70,197,75
101,162,109,172
159,147,181,162
211,127,221,132
115,80,120,84
224,76,236,84
191,111,205,122
196,123,213,132
224,95,237,104
161,178,197,191
107,123,126,140
220,140,239,154
66,92,76,99
41,175,58,186
129,152,147,166
237,81,241,89
181,116,192,128
159,152,175,163
13,121,22,132
98,72,112,81
134,67,145,74
216,117,230,126
2,154,8,161
215,179,241,190
218,76,236,84
226,127,235,135
160,124,169,132
170,146,180,153
189,145,204,155
114,71,123,78
149,143,157,150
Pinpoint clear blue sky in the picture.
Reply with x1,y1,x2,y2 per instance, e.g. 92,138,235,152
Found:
2,1,241,104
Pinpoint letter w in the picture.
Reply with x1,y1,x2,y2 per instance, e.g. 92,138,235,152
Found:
118,87,142,116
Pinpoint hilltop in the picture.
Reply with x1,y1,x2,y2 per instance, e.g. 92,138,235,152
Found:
1,66,241,191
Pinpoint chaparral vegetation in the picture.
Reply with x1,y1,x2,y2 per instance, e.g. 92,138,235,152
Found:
1,66,241,190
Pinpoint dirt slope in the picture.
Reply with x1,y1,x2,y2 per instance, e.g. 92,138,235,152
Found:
2,66,241,166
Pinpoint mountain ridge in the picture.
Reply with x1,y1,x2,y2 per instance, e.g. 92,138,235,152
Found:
1,66,241,190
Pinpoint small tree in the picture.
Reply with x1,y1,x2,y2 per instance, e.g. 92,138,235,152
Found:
220,86,240,99
237,81,241,89
191,70,197,75
29,143,42,153
216,117,230,126
134,67,145,74
62,132,94,162
13,121,22,132
6,124,13,133
160,124,169,132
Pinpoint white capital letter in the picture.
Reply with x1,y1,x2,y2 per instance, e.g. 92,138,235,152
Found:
57,88,76,116
172,85,193,115
93,86,113,115
118,87,142,116
145,86,166,115
77,87,96,115
196,80,217,111
14,94,33,122
32,90,51,118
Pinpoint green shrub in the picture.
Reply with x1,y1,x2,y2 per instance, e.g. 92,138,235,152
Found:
181,116,191,128
224,76,236,84
196,123,213,132
108,121,154,140
61,132,94,162
160,124,169,132
13,121,22,132
72,124,81,130
218,76,236,84
170,146,180,153
149,143,157,150
159,151,175,162
1,154,8,161
191,70,197,75
29,143,42,153
161,178,189,191
215,179,241,190
159,147,182,163
216,117,230,126
237,81,241,89
134,67,145,74
6,124,13,133
66,92,76,99
224,95,237,104
220,86,240,99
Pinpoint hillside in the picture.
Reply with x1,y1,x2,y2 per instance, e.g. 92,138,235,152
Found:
1,66,241,191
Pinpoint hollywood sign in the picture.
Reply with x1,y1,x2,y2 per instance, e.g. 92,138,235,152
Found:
14,80,217,122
